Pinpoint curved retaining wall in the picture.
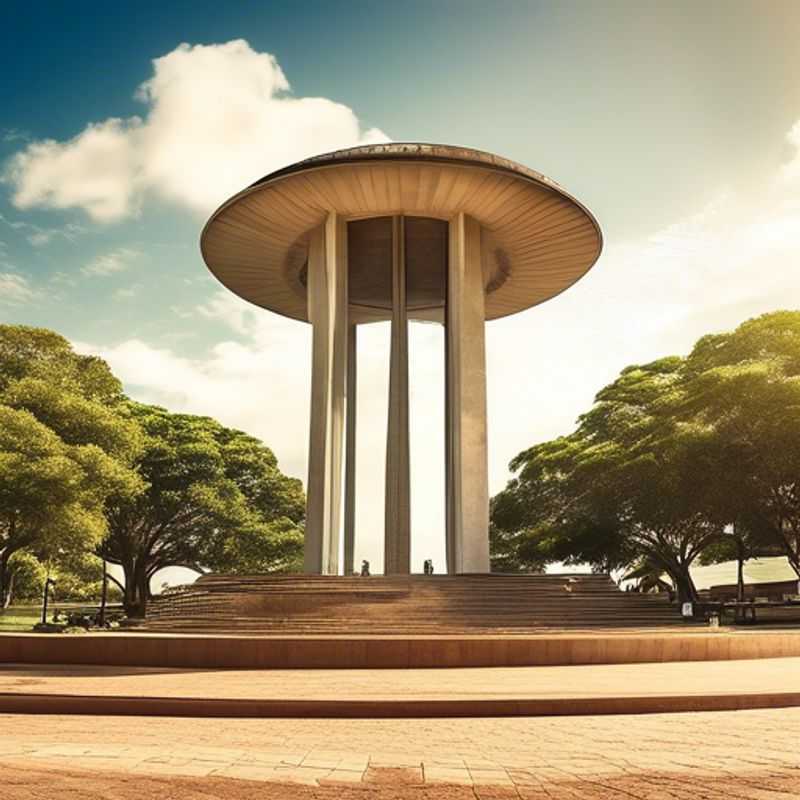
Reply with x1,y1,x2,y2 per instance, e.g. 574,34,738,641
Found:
2,630,800,669
4,690,800,718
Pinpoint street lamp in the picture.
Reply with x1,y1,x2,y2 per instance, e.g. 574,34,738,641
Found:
41,576,56,626
98,558,108,627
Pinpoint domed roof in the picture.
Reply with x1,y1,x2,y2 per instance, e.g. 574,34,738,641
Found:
200,143,602,323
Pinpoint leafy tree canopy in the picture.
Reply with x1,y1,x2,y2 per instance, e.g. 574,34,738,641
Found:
101,403,304,616
491,311,800,603
0,404,141,606
682,311,800,573
0,325,145,607
0,324,304,612
0,324,123,403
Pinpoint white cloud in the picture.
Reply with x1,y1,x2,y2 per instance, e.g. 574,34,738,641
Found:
49,271,77,288
81,247,140,277
75,116,800,573
113,283,143,301
2,128,29,143
0,212,86,247
197,291,257,335
26,222,86,247
0,213,25,231
5,119,141,222
484,119,800,492
0,272,34,304
4,40,388,222
77,298,312,479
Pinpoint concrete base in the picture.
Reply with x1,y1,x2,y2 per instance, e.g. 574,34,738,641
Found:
2,629,800,669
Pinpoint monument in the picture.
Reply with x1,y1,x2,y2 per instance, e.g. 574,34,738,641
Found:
200,143,602,577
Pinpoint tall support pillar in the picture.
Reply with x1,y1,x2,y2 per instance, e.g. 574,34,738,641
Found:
343,323,357,575
446,212,490,574
305,212,348,574
384,216,411,574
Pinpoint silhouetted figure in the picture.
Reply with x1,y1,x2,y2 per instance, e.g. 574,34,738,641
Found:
423,559,434,575
360,559,370,577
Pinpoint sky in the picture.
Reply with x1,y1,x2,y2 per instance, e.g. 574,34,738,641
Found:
2,0,800,577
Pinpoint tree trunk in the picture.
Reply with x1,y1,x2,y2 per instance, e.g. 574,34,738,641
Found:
4,572,14,609
122,561,145,618
787,542,800,579
0,556,11,609
671,565,698,606
778,520,800,578
736,539,745,603
135,565,150,618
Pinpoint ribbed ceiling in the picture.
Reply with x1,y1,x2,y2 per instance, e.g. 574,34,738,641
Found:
200,143,602,323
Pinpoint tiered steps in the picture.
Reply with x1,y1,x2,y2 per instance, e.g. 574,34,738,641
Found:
145,574,683,633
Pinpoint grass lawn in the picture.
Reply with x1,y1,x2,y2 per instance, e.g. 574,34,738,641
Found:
0,605,40,632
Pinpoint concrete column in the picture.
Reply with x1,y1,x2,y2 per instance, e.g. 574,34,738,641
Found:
305,212,348,574
446,212,490,574
343,323,357,575
384,216,411,574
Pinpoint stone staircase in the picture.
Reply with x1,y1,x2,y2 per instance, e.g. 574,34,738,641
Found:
145,573,684,633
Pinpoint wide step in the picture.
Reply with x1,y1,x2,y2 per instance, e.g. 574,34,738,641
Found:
146,574,684,633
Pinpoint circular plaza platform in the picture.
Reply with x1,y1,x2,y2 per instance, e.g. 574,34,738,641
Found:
3,626,800,669
1,655,800,718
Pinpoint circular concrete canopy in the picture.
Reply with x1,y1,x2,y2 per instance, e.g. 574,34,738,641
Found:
200,143,602,324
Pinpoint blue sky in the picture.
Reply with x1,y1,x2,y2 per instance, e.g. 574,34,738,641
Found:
2,1,800,573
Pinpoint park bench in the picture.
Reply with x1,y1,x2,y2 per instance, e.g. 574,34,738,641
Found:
719,597,800,625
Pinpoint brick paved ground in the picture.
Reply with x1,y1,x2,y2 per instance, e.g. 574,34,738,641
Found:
3,657,800,700
2,708,800,798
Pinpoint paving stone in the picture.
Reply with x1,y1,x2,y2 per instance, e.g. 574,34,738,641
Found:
365,766,424,784
4,706,800,797
424,767,473,784
320,768,366,784
469,769,515,785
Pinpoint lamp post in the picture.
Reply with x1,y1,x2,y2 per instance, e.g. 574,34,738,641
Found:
41,575,56,626
98,558,108,627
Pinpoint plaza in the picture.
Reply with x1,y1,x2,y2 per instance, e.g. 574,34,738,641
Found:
3,4,800,799
3,704,800,798
2,145,799,800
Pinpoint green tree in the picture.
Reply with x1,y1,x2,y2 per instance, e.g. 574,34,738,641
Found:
3,550,47,603
0,325,143,606
5,550,118,604
100,403,304,616
682,311,800,576
0,405,139,606
492,358,725,603
0,325,306,613
621,555,673,594
492,310,800,603
49,551,119,602
491,436,630,574
0,324,123,402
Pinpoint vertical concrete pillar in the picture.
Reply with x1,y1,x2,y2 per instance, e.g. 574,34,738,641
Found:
384,216,411,574
305,212,348,574
343,323,357,575
446,212,490,574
